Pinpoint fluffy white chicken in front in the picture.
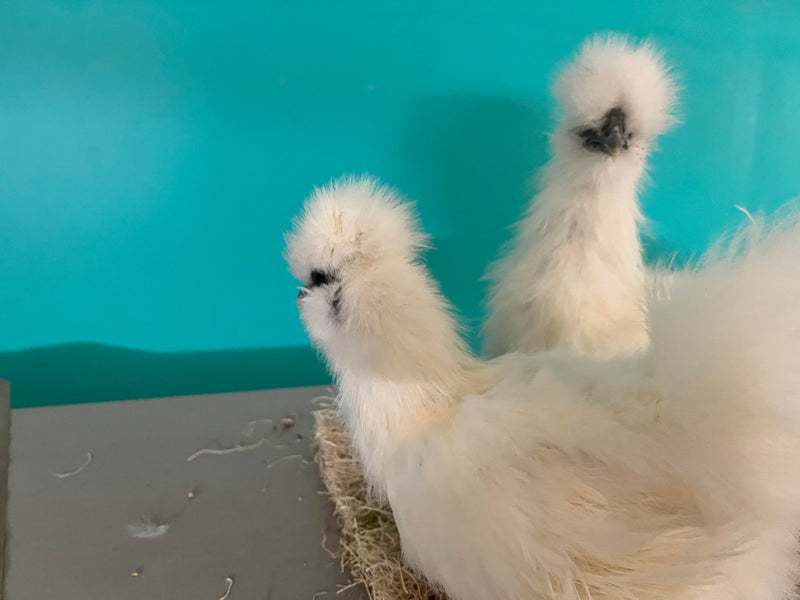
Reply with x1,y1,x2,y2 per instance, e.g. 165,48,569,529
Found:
287,177,800,600
484,35,678,357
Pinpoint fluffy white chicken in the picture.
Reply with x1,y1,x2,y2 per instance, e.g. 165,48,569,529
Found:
484,35,678,357
287,177,800,600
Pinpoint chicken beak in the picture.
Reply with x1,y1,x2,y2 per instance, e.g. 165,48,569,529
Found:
297,287,309,306
602,127,624,160
577,107,628,159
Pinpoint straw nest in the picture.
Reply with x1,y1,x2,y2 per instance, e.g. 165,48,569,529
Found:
313,409,445,600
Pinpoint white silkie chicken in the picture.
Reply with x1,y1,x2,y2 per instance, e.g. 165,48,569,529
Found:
287,177,800,600
484,35,678,357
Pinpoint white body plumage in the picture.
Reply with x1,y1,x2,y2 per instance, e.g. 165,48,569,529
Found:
287,177,800,600
484,36,678,357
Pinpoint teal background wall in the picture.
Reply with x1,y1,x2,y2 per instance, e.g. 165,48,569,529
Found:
2,0,800,406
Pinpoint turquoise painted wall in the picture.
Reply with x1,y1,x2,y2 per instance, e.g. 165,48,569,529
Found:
2,0,800,406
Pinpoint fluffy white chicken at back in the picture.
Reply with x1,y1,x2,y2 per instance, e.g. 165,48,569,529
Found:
484,35,678,357
287,177,800,600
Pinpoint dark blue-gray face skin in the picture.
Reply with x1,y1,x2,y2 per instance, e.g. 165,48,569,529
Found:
296,269,341,316
576,107,632,157
297,269,332,301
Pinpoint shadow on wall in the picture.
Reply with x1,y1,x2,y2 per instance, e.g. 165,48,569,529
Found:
402,94,551,235
398,94,551,345
642,233,693,269
0,344,330,409
397,94,690,345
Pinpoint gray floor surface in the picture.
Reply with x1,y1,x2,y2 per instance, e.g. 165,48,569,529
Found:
6,385,367,600
0,381,8,600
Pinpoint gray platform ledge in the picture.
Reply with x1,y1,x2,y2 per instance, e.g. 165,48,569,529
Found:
6,385,365,600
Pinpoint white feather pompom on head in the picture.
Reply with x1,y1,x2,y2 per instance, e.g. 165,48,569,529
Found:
285,177,424,354
285,176,467,383
554,34,678,144
284,176,425,286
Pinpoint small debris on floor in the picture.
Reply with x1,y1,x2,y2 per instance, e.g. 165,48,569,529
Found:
242,418,273,436
320,531,337,560
218,575,234,600
131,567,143,577
127,516,170,539
275,416,296,432
337,580,367,595
186,439,266,462
310,390,337,408
51,452,94,479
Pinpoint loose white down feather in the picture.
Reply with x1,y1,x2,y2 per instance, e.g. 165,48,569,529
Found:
484,35,678,358
287,177,800,600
